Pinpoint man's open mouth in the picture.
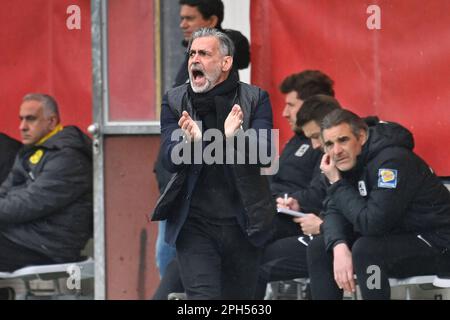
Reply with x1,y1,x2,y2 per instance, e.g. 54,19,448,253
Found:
192,69,205,80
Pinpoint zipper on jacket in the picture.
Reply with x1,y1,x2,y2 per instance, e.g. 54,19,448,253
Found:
417,234,432,248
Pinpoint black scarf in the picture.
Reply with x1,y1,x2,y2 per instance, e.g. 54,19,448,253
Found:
188,72,239,132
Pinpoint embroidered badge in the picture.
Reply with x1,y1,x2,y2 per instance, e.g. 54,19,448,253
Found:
378,169,398,188
358,180,367,196
295,144,310,157
29,149,44,165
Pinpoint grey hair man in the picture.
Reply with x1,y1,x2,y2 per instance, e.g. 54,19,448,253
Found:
0,93,93,271
152,28,275,299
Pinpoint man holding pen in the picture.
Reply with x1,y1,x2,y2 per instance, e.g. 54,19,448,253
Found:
268,71,334,239
254,92,342,299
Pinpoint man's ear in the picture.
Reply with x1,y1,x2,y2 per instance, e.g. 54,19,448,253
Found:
48,115,59,130
222,56,233,72
208,15,219,28
359,129,368,146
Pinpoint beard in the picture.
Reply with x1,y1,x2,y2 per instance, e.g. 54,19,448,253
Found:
189,63,222,93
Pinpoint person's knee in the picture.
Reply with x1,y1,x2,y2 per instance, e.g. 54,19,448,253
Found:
258,262,272,282
307,235,326,265
352,236,383,267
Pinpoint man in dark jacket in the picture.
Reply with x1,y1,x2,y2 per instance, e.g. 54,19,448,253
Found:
307,109,450,299
154,0,250,279
270,71,333,205
152,28,274,299
0,93,93,271
0,133,21,184
254,78,338,298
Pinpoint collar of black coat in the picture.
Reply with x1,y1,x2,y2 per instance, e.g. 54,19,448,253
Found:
187,71,239,117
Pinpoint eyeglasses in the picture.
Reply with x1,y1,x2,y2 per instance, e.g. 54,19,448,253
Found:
298,234,314,247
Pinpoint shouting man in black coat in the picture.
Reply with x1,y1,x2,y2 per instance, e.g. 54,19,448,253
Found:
153,28,274,299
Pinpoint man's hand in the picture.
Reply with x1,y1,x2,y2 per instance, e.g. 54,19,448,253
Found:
276,196,300,211
294,214,323,235
178,111,202,142
224,104,244,138
333,243,355,293
320,153,341,184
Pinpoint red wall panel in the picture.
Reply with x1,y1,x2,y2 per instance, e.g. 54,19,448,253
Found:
107,0,156,121
251,0,450,175
104,136,160,299
0,0,92,139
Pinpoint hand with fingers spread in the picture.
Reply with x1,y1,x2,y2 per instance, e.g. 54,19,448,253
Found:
178,111,202,142
333,243,356,294
224,104,244,138
320,153,341,184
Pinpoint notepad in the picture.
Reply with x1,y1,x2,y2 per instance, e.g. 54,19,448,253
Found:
277,207,306,218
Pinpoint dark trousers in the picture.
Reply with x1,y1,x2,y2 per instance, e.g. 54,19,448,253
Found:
176,217,262,300
0,232,55,272
254,235,309,299
307,234,450,300
152,259,184,300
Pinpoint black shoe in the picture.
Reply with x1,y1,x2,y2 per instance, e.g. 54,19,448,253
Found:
168,292,187,300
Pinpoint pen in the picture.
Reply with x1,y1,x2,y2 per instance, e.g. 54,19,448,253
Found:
284,193,288,205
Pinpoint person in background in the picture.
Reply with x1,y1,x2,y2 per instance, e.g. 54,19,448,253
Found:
0,93,93,271
0,133,21,184
255,94,342,299
269,71,334,239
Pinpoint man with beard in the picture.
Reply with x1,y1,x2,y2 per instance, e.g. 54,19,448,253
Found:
154,0,250,279
152,28,274,299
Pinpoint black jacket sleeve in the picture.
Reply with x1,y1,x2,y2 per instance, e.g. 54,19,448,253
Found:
321,197,355,252
0,147,92,224
291,169,328,214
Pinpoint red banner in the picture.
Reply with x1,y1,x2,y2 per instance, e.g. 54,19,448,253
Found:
107,0,156,121
0,0,92,139
251,0,450,176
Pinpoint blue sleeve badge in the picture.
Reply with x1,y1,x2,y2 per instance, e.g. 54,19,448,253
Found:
378,169,398,188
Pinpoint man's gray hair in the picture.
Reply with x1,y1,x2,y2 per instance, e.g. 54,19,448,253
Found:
22,93,60,120
188,27,235,57
321,109,368,139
